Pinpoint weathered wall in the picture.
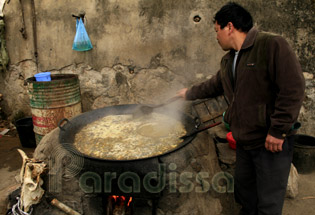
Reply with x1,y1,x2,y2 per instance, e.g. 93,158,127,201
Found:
3,0,224,76
0,0,314,134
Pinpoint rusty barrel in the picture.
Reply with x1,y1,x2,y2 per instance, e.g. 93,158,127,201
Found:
26,74,82,145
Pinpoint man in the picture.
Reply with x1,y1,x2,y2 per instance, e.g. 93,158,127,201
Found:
177,2,305,215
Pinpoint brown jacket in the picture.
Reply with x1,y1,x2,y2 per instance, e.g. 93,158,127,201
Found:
186,27,305,149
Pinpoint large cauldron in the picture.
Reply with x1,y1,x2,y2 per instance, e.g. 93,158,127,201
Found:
57,104,199,198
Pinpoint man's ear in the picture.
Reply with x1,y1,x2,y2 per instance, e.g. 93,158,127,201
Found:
227,22,234,35
228,22,233,31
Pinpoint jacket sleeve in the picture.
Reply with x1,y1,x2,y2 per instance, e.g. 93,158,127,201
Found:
267,36,305,139
185,70,224,100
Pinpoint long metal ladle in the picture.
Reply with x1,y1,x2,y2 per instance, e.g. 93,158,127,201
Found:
133,96,181,117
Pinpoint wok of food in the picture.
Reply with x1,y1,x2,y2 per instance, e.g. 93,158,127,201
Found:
73,112,186,160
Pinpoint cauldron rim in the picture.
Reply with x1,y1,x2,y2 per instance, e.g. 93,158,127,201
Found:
59,104,197,162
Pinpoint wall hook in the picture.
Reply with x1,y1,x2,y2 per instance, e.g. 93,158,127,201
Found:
72,11,86,22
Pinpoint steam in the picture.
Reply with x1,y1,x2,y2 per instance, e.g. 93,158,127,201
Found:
143,88,189,133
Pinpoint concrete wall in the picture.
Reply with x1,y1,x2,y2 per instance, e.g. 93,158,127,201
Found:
3,0,224,76
0,0,314,134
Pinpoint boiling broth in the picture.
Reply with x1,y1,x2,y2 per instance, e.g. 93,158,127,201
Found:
73,113,186,160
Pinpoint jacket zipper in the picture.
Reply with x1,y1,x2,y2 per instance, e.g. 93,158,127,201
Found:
232,51,241,142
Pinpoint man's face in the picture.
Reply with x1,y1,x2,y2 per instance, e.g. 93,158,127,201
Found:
214,22,231,51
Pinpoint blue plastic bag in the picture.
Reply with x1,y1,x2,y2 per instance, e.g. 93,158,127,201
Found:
72,18,93,51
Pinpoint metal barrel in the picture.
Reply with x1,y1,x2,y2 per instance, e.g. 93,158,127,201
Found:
26,74,82,145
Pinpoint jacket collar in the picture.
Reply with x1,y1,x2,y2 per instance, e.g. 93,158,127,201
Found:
222,27,258,60
241,27,258,50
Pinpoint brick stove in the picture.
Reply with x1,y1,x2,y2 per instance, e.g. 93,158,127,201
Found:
31,99,228,215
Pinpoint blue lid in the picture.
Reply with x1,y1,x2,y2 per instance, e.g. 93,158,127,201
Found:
34,72,51,78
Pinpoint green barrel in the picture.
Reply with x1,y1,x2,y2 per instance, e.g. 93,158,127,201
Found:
27,74,82,145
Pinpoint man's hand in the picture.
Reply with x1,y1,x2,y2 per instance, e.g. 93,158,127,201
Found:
176,88,188,100
265,134,285,153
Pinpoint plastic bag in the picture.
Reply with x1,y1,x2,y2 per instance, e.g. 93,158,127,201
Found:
72,18,93,51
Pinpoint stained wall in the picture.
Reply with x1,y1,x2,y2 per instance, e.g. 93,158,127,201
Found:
0,0,314,134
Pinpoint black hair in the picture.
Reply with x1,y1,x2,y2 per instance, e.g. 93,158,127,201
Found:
213,2,253,32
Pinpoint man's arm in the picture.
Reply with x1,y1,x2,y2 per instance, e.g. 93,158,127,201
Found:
265,36,305,152
182,70,224,101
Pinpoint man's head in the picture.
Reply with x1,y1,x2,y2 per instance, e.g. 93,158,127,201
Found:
214,2,253,33
213,2,253,51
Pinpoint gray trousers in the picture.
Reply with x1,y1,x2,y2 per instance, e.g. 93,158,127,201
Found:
234,136,294,215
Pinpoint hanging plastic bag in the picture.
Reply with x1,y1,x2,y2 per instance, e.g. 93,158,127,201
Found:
72,18,93,51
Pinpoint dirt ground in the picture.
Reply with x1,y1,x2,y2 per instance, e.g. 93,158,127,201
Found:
0,134,34,214
283,171,315,215
0,132,315,214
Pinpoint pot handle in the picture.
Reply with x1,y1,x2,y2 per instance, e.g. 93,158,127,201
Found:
58,118,70,131
180,121,222,139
